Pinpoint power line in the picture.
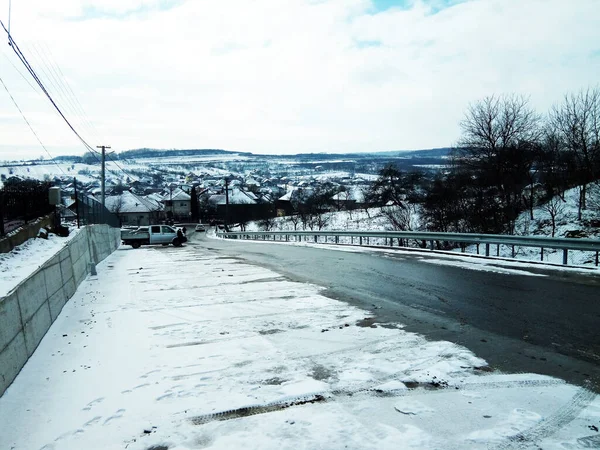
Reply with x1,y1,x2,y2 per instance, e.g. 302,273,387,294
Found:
0,73,66,174
32,42,104,145
1,19,96,154
1,21,138,184
2,52,39,93
42,43,106,143
107,153,139,182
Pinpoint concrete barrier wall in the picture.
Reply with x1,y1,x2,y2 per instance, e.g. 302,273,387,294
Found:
0,225,120,396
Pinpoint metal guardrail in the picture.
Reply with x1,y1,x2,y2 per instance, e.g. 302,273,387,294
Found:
216,230,600,266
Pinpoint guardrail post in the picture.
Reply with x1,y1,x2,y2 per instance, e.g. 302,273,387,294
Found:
314,235,317,243
497,244,500,256
511,245,515,258
359,236,363,246
476,243,480,255
563,249,568,265
429,240,434,250
541,247,544,261
286,235,289,242
596,251,599,267
335,236,339,244
485,243,490,257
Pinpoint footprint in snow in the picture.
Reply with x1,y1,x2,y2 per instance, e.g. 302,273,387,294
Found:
82,397,104,411
103,409,126,425
83,416,102,428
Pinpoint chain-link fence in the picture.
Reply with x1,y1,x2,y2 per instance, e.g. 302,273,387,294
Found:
72,192,121,228
0,182,54,236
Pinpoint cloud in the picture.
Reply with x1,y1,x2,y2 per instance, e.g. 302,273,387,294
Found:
0,0,599,159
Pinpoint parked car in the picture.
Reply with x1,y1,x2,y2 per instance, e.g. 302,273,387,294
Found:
195,224,206,232
121,225,187,248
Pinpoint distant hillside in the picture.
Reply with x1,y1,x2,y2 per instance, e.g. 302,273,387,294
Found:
117,148,253,159
115,147,452,161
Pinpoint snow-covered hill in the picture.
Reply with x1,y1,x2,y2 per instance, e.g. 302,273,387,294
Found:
239,185,599,267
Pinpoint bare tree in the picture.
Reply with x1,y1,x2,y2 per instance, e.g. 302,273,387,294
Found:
288,214,301,231
458,94,541,157
107,194,125,226
259,216,276,231
454,94,542,233
543,197,565,238
587,182,600,219
381,204,418,231
312,212,330,231
549,87,600,219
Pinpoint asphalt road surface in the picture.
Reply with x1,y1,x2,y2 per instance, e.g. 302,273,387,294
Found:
189,232,600,390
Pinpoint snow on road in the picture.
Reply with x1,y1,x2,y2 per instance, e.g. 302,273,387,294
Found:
0,242,599,450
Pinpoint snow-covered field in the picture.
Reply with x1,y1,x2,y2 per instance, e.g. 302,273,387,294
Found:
0,239,599,449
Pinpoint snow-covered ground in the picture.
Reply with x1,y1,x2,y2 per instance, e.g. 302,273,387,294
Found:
243,207,401,233
0,240,599,449
239,186,599,267
0,227,82,297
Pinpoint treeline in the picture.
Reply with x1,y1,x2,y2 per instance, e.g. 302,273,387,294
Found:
367,88,600,235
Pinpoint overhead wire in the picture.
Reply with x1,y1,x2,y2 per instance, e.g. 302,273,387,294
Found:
33,42,104,144
28,44,80,121
1,20,139,183
0,73,67,174
1,19,96,154
42,43,106,143
2,51,38,93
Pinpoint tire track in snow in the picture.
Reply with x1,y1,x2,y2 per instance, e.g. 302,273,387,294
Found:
492,386,596,450
188,376,571,427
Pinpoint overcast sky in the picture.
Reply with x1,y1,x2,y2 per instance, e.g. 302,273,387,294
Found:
0,0,599,160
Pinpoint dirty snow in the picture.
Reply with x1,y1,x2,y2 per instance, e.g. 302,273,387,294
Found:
0,242,598,450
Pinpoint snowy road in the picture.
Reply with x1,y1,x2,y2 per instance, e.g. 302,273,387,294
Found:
1,243,599,449
200,234,600,388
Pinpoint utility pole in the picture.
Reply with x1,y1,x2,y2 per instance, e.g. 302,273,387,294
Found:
74,177,80,228
97,145,111,210
224,177,230,226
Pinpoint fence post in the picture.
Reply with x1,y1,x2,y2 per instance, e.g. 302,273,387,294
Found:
74,178,80,228
562,249,568,265
0,191,4,236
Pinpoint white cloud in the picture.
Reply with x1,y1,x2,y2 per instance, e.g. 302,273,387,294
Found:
0,0,599,159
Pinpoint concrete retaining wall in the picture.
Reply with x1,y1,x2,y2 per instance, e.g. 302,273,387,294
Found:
0,225,120,396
